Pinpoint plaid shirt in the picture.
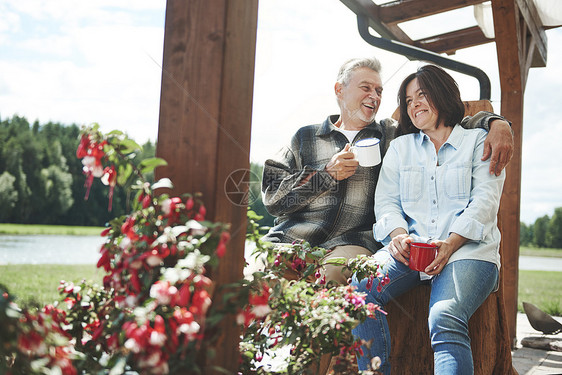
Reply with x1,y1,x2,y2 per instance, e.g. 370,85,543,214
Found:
262,113,498,252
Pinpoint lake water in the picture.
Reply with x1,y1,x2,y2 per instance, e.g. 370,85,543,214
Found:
0,235,104,264
0,235,561,271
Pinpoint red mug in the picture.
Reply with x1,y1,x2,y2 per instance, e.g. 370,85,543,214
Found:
409,242,437,272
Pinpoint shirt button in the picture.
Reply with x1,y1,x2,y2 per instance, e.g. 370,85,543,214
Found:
431,219,436,223
431,176,435,180
433,200,437,204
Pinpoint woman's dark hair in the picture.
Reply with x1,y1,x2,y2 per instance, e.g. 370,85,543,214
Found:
396,64,465,136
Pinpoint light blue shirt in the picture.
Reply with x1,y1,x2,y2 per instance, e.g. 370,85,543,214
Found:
374,125,505,269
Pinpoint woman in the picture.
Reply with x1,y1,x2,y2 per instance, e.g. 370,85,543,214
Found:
352,65,505,374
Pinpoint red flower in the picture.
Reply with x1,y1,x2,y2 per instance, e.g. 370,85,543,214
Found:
76,134,90,158
142,194,152,209
185,197,194,210
190,289,211,317
176,283,191,307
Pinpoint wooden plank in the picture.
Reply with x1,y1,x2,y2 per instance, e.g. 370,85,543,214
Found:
415,26,493,55
156,0,225,214
378,0,487,24
156,0,257,373
211,0,258,373
339,0,414,43
515,0,547,67
491,0,525,348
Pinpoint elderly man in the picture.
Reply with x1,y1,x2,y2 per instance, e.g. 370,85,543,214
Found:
261,57,513,284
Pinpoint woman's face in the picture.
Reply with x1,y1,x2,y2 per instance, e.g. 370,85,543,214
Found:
405,78,440,131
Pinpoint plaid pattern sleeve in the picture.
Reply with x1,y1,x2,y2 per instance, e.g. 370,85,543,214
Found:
261,115,394,253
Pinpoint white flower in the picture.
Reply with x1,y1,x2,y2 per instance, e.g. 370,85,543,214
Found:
149,281,177,305
146,255,162,267
251,305,272,318
149,331,166,346
370,356,382,370
161,198,172,215
178,321,200,336
124,338,141,353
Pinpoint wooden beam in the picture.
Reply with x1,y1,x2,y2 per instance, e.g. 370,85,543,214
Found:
491,0,526,348
378,0,487,24
339,0,414,43
516,0,547,67
415,26,493,55
156,0,258,373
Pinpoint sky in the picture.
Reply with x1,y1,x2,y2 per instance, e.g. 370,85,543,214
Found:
0,0,561,224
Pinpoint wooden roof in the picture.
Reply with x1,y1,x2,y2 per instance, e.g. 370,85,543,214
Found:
340,0,556,68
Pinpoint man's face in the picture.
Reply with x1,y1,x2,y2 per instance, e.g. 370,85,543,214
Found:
336,67,383,129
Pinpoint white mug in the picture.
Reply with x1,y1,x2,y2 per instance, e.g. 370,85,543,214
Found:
350,138,381,167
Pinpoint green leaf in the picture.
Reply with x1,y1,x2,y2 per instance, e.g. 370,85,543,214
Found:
108,357,127,375
323,256,347,266
117,163,133,186
119,138,142,154
139,157,168,174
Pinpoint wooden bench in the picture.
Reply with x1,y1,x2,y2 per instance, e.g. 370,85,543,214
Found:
385,270,516,374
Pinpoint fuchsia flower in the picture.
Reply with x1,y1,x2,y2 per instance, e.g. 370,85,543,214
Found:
237,283,272,327
77,134,107,201
17,305,77,375
161,197,182,217
215,231,231,258
101,165,117,210
194,205,206,221
291,257,306,272
150,281,178,305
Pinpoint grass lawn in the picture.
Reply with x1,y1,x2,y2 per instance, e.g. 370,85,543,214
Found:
1,265,561,317
0,264,104,308
519,246,562,258
518,270,562,316
0,223,105,236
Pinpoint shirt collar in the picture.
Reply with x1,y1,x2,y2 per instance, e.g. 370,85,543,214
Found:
317,114,382,136
416,124,462,149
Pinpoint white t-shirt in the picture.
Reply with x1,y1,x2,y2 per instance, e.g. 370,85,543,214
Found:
337,128,360,143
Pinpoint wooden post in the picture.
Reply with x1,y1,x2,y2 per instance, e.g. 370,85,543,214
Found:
491,0,533,347
155,0,258,373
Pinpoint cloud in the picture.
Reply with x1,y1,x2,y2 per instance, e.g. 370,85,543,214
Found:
0,0,560,224
0,1,165,143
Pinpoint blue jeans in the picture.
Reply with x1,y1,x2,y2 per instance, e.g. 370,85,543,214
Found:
352,249,498,374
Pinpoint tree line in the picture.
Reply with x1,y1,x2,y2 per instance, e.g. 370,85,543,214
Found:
0,115,272,228
520,208,562,249
2,114,559,248
0,115,154,226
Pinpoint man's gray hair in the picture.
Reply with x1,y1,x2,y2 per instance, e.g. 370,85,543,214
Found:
336,57,382,86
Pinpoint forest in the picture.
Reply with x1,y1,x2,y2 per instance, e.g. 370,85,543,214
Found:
0,115,559,248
